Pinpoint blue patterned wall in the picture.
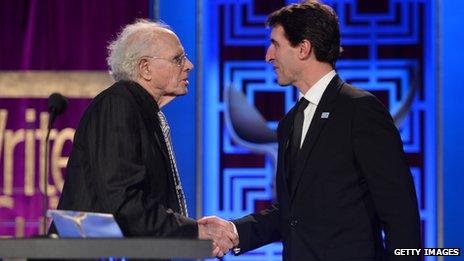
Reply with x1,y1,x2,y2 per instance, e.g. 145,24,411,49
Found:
202,0,436,260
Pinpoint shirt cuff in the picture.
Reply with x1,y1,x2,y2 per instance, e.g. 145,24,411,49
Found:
229,221,241,254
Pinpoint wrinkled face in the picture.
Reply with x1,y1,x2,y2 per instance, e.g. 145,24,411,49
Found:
265,25,300,86
148,30,194,97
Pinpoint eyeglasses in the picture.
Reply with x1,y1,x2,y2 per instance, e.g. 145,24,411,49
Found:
142,53,188,67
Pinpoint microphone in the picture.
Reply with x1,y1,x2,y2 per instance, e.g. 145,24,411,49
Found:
48,93,68,128
43,93,68,235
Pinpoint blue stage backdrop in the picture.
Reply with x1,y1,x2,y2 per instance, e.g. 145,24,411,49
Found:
201,0,437,260
442,0,464,256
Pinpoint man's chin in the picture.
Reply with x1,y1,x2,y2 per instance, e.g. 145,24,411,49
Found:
274,76,291,86
176,86,188,96
277,80,292,87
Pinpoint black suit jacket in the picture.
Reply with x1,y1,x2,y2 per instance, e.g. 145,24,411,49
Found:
56,80,197,238
233,75,421,260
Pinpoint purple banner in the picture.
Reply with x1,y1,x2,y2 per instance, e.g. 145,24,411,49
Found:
0,97,91,236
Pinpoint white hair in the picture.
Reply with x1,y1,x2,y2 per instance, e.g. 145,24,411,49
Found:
107,19,171,81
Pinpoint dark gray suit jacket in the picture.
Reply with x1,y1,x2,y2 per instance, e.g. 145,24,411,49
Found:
55,80,197,238
233,75,421,261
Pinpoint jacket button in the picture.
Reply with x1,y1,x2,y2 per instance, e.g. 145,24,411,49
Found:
290,219,298,227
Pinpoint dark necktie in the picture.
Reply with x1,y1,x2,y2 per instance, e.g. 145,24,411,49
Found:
291,98,309,158
288,98,309,189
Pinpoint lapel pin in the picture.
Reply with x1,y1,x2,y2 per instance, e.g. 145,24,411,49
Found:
321,112,330,119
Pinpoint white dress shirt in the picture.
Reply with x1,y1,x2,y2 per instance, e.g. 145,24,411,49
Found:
298,70,336,148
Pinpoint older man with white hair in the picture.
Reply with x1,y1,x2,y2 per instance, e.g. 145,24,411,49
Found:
54,19,238,258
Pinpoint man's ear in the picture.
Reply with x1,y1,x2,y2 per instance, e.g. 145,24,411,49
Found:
138,58,152,81
298,40,312,60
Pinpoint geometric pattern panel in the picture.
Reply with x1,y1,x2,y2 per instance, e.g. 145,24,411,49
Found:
202,0,435,260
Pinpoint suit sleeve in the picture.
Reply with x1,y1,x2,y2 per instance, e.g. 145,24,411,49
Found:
232,203,281,254
352,94,421,258
85,94,197,238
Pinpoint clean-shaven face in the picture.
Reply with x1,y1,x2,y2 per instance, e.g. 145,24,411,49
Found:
265,25,300,86
149,30,194,97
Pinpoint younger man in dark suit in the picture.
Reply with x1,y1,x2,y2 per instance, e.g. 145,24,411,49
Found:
200,3,421,260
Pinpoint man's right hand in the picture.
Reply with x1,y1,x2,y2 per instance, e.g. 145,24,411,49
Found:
198,216,239,258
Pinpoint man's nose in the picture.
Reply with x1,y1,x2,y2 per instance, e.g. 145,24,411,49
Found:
265,46,274,63
185,58,194,71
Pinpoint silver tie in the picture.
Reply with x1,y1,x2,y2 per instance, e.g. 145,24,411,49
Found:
157,111,188,217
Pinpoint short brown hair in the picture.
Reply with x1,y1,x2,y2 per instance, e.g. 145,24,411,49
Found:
267,2,341,66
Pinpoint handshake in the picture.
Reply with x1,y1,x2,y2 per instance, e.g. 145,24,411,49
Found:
197,216,240,258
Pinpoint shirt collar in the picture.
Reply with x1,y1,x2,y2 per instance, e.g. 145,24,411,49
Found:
299,70,336,106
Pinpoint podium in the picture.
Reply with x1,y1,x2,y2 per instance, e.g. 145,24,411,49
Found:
0,238,212,259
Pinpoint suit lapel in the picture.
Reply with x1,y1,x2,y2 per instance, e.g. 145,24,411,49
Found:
289,75,344,201
278,106,297,200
